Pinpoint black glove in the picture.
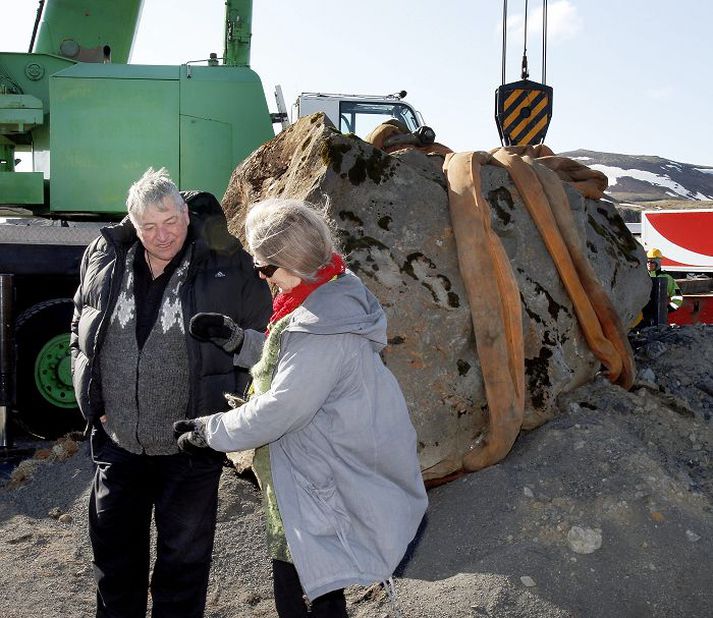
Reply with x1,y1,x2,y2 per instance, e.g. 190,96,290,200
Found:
189,312,244,353
173,418,209,454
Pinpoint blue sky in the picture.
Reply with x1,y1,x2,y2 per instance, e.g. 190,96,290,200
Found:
4,0,713,166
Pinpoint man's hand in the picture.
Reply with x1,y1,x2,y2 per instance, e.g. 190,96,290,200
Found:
174,418,209,454
189,312,244,353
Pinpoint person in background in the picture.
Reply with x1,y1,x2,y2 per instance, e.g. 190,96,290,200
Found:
647,247,683,314
70,167,272,617
639,248,683,327
176,198,427,618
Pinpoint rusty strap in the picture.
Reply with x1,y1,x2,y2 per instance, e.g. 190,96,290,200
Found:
442,152,525,473
490,147,635,389
439,147,635,477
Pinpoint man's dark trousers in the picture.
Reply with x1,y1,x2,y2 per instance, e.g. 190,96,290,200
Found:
89,431,224,617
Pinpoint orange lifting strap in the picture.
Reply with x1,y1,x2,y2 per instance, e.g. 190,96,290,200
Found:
443,151,525,473
441,147,635,476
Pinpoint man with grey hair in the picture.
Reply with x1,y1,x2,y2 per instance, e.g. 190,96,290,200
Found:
71,167,272,617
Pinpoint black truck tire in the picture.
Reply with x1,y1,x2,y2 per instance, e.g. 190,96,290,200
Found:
14,298,84,439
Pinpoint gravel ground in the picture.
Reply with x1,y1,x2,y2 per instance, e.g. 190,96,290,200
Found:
1,325,711,618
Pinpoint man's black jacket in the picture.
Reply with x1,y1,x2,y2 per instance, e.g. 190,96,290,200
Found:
70,192,272,425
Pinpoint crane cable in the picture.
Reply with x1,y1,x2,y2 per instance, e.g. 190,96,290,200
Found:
521,0,529,79
29,0,45,53
502,0,549,85
501,0,507,85
542,0,548,84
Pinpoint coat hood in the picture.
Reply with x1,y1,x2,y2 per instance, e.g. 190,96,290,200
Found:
287,271,388,350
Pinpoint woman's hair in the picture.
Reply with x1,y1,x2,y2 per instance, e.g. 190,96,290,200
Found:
126,167,186,223
245,198,338,281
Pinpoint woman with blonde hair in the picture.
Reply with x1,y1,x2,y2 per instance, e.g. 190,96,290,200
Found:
175,198,427,617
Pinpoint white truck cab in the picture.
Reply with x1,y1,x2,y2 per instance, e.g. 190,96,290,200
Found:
274,87,425,138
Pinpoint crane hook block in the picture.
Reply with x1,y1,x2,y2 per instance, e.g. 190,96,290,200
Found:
495,79,553,146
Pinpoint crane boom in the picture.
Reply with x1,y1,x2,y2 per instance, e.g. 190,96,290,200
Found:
32,0,144,64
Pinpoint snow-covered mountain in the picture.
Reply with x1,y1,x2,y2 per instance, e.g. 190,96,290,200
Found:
561,149,713,204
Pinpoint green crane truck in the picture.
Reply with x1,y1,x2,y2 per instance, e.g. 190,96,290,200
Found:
0,0,276,440
0,0,431,443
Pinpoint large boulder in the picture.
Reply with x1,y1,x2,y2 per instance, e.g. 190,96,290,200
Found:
222,114,650,478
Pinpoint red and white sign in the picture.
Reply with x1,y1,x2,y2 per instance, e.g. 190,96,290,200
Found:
641,209,713,272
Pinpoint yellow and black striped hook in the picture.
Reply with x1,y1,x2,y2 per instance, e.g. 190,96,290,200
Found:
495,0,553,146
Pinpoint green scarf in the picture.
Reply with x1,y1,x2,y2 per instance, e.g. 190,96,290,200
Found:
250,314,293,562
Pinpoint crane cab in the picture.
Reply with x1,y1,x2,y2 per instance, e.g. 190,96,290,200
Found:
295,91,424,138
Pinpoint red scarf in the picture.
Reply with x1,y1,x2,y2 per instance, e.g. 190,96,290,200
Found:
267,253,346,333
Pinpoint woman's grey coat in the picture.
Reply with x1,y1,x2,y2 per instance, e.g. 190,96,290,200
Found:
202,271,428,600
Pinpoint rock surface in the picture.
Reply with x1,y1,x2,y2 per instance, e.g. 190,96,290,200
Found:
223,114,651,475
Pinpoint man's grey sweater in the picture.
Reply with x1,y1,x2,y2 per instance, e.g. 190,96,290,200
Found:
99,243,191,455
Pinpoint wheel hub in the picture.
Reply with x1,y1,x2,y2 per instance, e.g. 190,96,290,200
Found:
34,333,77,408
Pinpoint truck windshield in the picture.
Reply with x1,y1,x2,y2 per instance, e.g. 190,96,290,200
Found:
338,101,420,137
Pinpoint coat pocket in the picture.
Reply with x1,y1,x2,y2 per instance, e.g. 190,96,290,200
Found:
292,468,349,538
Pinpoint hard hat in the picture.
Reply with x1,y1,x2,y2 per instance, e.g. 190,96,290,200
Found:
647,248,663,259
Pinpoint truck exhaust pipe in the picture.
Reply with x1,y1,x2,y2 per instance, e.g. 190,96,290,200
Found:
0,274,13,448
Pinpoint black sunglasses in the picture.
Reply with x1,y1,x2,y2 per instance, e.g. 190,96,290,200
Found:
253,261,279,277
